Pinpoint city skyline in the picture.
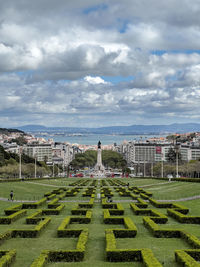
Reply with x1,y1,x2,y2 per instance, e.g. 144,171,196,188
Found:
0,1,200,128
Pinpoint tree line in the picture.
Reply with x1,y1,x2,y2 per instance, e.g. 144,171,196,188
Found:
0,145,53,178
70,150,129,172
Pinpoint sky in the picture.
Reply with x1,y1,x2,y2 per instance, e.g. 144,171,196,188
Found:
0,0,200,128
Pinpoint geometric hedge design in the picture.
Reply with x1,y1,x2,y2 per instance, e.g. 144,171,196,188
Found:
0,178,200,266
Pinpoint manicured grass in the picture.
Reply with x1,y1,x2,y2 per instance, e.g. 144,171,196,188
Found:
148,181,200,199
0,178,200,266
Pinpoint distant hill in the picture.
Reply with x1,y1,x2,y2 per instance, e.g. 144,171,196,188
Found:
17,123,200,135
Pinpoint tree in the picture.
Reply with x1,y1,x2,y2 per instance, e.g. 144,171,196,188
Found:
167,147,181,163
69,150,127,170
10,136,27,146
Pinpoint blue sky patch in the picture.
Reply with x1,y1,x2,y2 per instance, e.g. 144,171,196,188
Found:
102,76,134,84
83,4,108,15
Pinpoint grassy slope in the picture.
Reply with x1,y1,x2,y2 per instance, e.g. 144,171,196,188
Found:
0,178,200,266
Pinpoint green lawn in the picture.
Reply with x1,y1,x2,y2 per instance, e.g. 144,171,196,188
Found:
0,178,200,266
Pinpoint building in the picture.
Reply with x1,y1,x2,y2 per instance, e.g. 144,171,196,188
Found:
2,143,19,154
52,142,74,167
23,144,52,163
120,139,200,166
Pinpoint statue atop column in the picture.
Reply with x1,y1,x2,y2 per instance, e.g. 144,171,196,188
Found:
94,140,105,176
98,141,101,149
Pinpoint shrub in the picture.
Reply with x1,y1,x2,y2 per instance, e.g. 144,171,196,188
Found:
0,250,16,267
0,210,26,224
0,231,11,245
22,198,47,209
42,204,65,215
11,217,51,238
26,210,43,224
175,249,200,266
4,204,23,215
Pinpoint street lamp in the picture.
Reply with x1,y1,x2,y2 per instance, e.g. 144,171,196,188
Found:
161,153,164,178
143,145,146,177
53,162,55,177
175,143,180,178
34,151,37,179
19,146,22,180
151,161,154,177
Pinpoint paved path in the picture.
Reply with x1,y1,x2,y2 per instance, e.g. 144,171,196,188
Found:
24,181,67,188
1,195,200,203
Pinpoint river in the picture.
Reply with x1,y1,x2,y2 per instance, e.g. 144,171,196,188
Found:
35,133,165,145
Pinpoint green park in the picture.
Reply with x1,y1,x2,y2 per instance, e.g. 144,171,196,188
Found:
0,177,200,266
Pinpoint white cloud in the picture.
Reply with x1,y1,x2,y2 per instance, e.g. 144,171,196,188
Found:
0,0,200,127
84,76,109,84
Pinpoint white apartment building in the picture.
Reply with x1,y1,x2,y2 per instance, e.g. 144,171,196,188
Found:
52,142,74,166
189,146,200,160
23,144,52,163
122,142,158,165
2,143,19,154
121,142,200,165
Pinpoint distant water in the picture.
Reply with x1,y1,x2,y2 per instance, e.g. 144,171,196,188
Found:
35,133,164,145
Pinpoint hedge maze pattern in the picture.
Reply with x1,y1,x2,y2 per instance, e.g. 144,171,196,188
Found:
0,178,200,266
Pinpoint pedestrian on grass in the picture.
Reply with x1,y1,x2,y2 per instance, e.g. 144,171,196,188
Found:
10,190,14,201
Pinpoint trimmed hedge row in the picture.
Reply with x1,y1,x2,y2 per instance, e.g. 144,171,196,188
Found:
101,187,113,197
149,198,189,213
0,250,16,267
181,231,200,248
148,198,172,208
57,213,91,237
71,208,89,215
57,217,82,237
109,203,124,216
82,187,96,197
104,214,137,237
22,198,47,209
130,203,152,215
130,204,168,223
102,202,124,214
78,198,94,208
105,230,161,265
58,192,67,200
130,193,138,200
11,217,51,238
4,204,23,215
167,208,200,224
26,210,43,224
143,216,200,248
141,249,163,267
65,188,80,197
174,178,200,183
136,197,148,208
143,216,181,238
42,204,65,215
47,198,59,208
103,210,124,224
101,199,118,209
30,250,49,267
70,211,92,224
140,193,150,200
0,231,11,246
31,230,88,266
175,249,200,266
0,210,26,224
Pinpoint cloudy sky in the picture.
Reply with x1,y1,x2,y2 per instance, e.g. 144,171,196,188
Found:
0,0,200,128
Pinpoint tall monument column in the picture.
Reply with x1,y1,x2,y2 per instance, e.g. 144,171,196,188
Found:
94,141,105,176
97,141,103,170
